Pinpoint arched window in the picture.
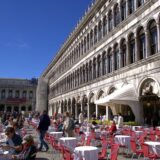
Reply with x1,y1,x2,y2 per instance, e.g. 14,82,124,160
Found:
93,58,96,79
89,61,92,81
78,43,81,57
86,63,88,82
98,21,102,41
94,26,97,44
129,33,135,64
102,51,107,75
81,41,84,55
138,27,146,59
121,39,127,67
114,4,120,27
83,66,85,83
97,55,101,77
22,91,27,98
103,16,107,36
121,0,126,21
108,10,113,32
15,90,19,98
29,91,33,99
137,0,144,7
149,20,158,55
1,90,5,99
8,90,13,98
114,44,119,70
87,34,90,50
90,30,93,47
128,0,135,14
108,48,112,73
84,37,86,53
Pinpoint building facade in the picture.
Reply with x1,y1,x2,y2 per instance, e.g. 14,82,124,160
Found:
0,78,37,113
39,0,160,124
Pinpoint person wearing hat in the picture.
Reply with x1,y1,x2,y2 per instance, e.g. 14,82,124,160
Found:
12,135,37,160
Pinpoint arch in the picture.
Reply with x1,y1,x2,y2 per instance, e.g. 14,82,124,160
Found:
21,106,26,111
113,3,120,27
120,0,127,21
88,92,95,103
102,51,107,75
120,38,127,67
113,43,119,70
137,26,146,60
103,15,107,36
147,19,158,55
128,32,135,64
108,10,113,32
97,90,105,99
107,86,116,95
98,20,102,40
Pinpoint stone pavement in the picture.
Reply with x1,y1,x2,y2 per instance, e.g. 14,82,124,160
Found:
25,123,150,160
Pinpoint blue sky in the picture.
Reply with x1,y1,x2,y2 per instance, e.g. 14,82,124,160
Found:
0,0,92,79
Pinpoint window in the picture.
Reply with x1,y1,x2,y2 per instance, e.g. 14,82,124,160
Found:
128,0,135,14
90,30,93,47
114,44,119,70
84,38,87,53
29,91,33,99
121,0,126,21
108,49,112,73
102,52,107,75
1,90,5,99
121,40,127,67
149,20,158,55
89,61,92,81
114,4,120,27
129,33,135,63
103,16,107,36
108,11,113,32
98,21,102,41
93,58,96,79
87,34,90,50
94,26,97,44
15,90,19,98
138,27,146,59
8,90,13,98
97,55,101,77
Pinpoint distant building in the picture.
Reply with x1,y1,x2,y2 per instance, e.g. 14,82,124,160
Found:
0,78,37,112
38,0,160,124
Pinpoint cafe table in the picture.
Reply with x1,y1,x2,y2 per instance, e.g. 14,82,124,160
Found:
74,146,98,160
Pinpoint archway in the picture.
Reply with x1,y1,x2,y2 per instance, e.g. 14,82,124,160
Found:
139,78,160,125
89,93,95,118
82,95,88,118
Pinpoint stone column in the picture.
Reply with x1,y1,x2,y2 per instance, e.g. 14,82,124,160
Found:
157,22,160,53
71,101,73,114
81,102,83,112
87,103,90,120
126,0,129,16
36,77,48,113
135,34,139,61
106,106,109,120
126,40,130,65
75,103,78,119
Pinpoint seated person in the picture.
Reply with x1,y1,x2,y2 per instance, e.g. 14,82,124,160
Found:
3,127,22,154
12,135,37,160
109,120,117,135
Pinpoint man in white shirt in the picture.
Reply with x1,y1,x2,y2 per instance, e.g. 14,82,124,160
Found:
117,113,123,129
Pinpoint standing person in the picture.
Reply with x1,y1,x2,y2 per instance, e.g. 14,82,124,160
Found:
37,110,50,151
78,112,84,126
117,113,123,129
63,112,74,137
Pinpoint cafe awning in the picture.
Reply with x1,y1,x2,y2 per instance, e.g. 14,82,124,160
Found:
95,84,139,106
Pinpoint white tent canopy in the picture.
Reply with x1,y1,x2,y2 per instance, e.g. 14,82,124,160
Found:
95,84,139,106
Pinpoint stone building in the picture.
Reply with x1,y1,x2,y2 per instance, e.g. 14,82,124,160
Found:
0,78,37,113
38,0,160,124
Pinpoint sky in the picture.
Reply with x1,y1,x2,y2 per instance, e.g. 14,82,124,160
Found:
0,0,93,79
